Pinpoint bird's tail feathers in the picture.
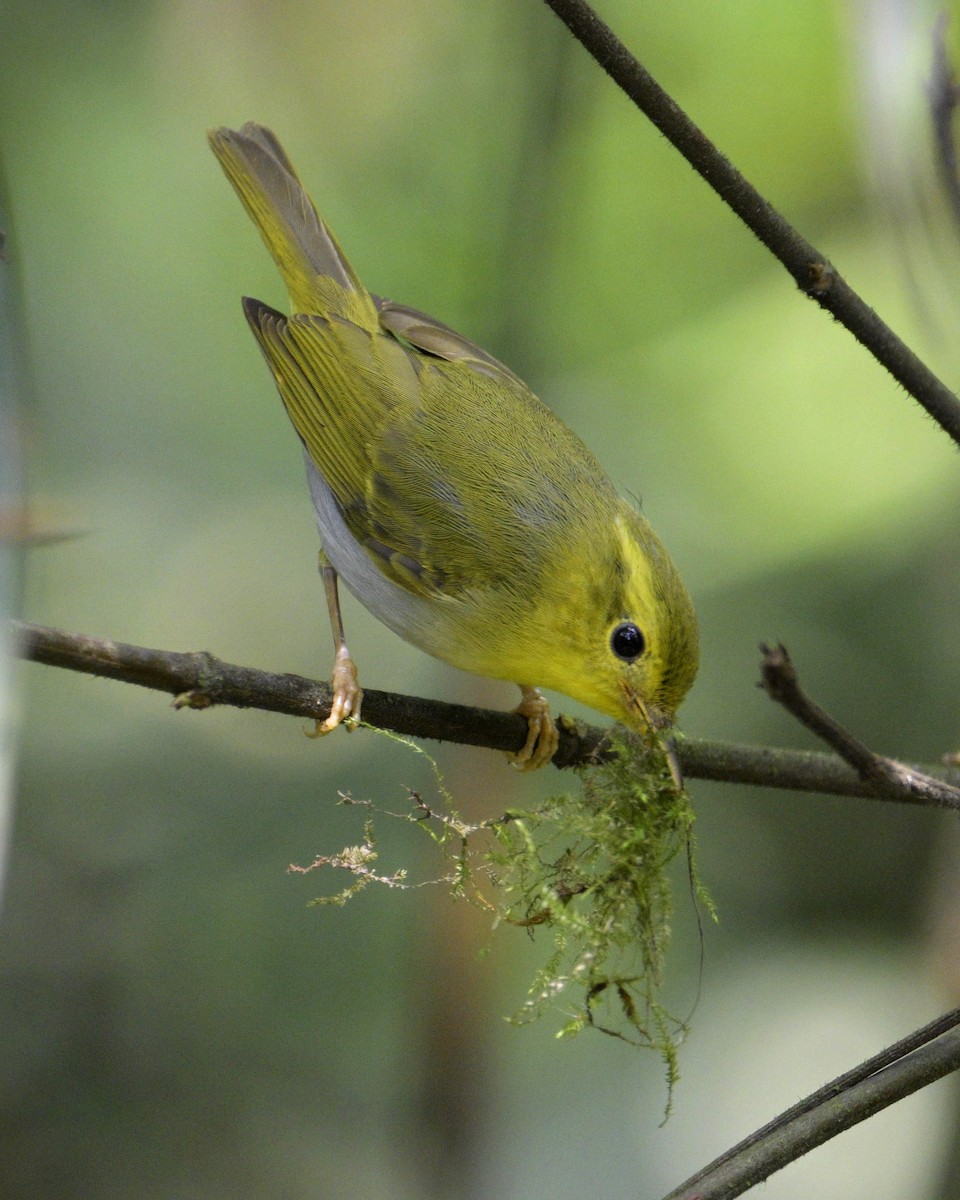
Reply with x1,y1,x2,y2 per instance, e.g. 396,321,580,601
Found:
208,122,367,313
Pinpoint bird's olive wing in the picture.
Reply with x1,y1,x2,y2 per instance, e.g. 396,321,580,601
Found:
376,299,526,389
246,298,606,602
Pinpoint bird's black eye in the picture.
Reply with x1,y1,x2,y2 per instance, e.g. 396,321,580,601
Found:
610,621,646,662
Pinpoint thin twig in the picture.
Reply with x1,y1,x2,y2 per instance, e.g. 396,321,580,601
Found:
540,0,960,448
759,641,960,808
663,1008,960,1200
11,621,960,806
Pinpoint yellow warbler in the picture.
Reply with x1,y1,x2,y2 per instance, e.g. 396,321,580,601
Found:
208,123,698,771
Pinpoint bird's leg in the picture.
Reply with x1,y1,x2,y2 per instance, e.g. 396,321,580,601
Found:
509,685,559,771
307,552,363,737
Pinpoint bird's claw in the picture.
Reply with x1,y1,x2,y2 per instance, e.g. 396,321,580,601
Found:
308,647,362,737
509,687,559,771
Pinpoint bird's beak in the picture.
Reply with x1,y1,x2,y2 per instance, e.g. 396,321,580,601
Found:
660,731,684,791
621,685,684,790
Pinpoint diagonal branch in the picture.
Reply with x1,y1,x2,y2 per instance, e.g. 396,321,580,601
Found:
759,641,960,808
11,621,960,808
663,1008,960,1200
540,0,960,448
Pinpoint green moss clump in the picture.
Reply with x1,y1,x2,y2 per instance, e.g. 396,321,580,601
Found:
489,730,709,1091
295,727,713,1094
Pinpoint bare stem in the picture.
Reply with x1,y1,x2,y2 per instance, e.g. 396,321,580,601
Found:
540,0,960,447
663,1008,960,1200
759,641,960,808
12,621,960,807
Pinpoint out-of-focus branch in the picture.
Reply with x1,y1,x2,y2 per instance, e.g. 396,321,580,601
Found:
663,1008,960,1200
930,14,960,237
540,0,960,448
12,621,960,807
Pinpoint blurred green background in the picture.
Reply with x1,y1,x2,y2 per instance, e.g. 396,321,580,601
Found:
2,1,960,1197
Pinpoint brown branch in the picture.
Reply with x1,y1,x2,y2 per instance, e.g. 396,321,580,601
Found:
12,621,960,807
676,737,958,808
663,1008,960,1200
759,641,960,808
12,620,551,761
540,0,960,448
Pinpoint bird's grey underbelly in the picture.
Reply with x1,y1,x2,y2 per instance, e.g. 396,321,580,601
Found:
303,450,447,656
